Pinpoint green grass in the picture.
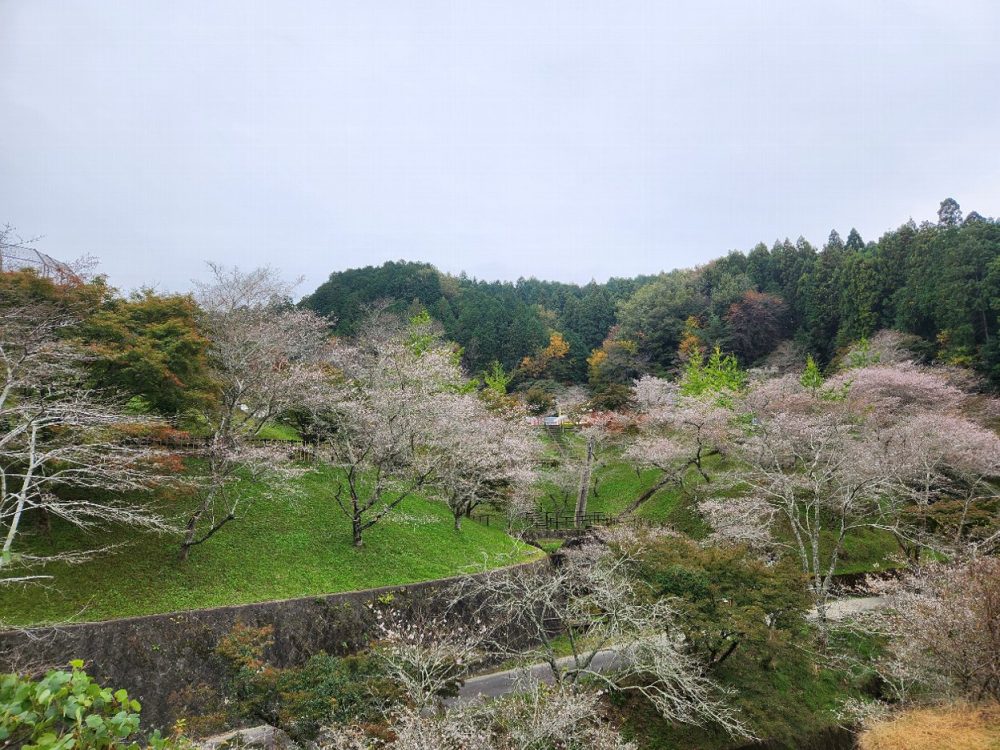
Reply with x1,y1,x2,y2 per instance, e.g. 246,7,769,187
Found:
616,627,870,749
538,433,900,575
2,465,540,626
831,526,902,574
532,538,565,554
254,422,302,441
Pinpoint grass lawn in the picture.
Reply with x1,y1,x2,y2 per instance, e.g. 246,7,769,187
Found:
2,465,540,627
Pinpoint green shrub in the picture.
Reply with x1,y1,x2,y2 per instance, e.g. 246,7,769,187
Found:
524,386,556,416
0,661,188,750
631,538,810,669
214,625,397,742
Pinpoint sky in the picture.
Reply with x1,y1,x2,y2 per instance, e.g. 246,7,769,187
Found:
2,1,999,296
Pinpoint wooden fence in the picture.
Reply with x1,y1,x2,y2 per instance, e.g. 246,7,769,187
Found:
472,510,610,531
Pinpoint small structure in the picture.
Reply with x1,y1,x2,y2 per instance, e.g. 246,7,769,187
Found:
0,239,78,283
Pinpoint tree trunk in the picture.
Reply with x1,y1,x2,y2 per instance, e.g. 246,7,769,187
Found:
352,515,364,547
178,515,199,562
622,473,673,516
575,437,594,527
454,513,463,531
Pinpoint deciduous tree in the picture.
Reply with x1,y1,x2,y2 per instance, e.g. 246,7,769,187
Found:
1,300,171,588
314,312,469,547
179,264,328,560
449,544,749,737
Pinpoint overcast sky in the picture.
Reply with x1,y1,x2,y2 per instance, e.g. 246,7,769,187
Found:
2,1,999,295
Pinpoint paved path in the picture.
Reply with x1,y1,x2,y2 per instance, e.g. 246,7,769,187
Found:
448,649,623,704
807,595,890,622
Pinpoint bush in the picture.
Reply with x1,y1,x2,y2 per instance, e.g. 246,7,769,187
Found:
215,624,397,742
524,386,556,416
587,383,635,411
0,661,188,749
630,538,809,669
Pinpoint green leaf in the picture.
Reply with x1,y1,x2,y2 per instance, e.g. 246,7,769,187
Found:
85,713,104,729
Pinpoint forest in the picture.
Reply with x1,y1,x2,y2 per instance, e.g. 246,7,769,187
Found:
303,198,1000,396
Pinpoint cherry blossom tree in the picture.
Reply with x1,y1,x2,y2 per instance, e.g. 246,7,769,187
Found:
825,361,966,421
314,312,471,547
370,608,483,708
1,301,172,588
179,264,329,560
712,361,1000,623
426,392,538,531
623,376,730,515
875,412,1000,562
852,558,1000,704
315,679,637,749
715,373,891,623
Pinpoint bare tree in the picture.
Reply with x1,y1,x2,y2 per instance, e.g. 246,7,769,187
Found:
179,264,328,560
1,302,171,589
315,679,637,749
449,545,749,737
370,607,484,708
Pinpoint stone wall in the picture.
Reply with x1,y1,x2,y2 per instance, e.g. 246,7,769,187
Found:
0,559,548,731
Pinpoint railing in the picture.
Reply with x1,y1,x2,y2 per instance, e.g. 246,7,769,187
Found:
519,511,609,530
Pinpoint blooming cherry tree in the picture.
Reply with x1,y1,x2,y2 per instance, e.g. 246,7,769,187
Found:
315,312,475,546
179,264,329,560
623,376,731,515
427,393,538,530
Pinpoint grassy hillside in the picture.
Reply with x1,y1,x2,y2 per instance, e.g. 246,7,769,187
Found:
540,433,901,573
2,465,539,626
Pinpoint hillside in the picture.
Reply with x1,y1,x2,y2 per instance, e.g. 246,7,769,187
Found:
300,260,652,378
2,465,539,626
302,202,1000,390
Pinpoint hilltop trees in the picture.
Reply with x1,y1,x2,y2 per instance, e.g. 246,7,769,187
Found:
300,202,1000,388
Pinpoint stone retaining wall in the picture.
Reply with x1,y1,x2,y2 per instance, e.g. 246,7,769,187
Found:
0,559,548,731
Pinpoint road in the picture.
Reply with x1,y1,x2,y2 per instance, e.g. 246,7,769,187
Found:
449,648,623,704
